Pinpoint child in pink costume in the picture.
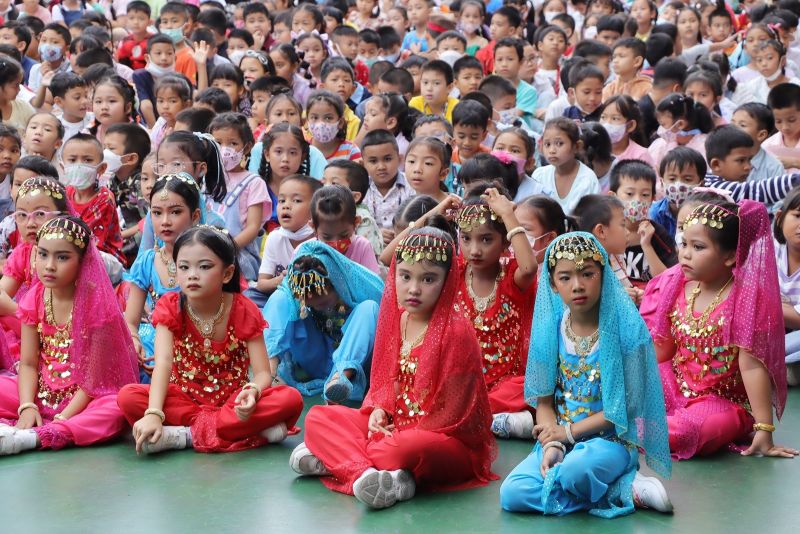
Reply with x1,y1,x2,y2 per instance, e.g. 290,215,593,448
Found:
646,200,797,460
0,216,138,455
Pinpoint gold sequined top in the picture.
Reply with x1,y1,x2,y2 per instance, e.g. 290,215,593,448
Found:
394,345,426,428
36,316,78,411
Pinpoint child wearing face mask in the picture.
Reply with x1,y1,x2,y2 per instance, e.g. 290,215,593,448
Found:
209,113,270,282
649,147,708,237
649,93,714,174
599,95,655,169
132,34,177,129
61,133,126,265
610,160,677,288
733,41,800,107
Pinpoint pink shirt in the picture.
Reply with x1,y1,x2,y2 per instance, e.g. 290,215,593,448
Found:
345,235,380,273
763,132,800,174
648,134,708,177
616,140,655,168
227,170,272,227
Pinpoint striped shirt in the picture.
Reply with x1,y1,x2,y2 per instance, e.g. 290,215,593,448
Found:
776,241,800,313
324,141,362,163
704,172,800,204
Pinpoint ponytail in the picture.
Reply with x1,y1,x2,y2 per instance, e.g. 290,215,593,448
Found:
159,131,228,203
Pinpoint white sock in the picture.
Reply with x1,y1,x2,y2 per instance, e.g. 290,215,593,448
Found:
16,429,38,451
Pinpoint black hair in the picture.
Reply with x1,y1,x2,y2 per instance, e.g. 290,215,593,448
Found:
458,153,519,198
453,56,483,78
705,125,755,162
413,115,454,136
19,16,45,38
323,6,345,25
478,74,516,99
320,56,355,83
196,87,233,113
242,2,270,20
175,107,216,132
127,1,152,17
82,26,111,47
573,194,624,232
174,226,242,293
657,93,714,134
572,39,612,60
325,161,369,200
189,27,215,47
281,174,324,199
42,22,72,47
553,13,576,33
600,94,647,146
596,14,625,35
652,58,688,88
420,59,454,85
702,52,736,94
13,155,57,180
734,103,775,135
774,186,800,243
294,3,326,32
651,22,678,42
311,184,357,226
227,28,255,48
306,90,347,141
579,122,613,171
106,123,151,175
517,195,576,236
249,75,292,96
768,83,800,111
368,60,394,87
144,34,174,55
452,99,490,130
155,73,193,102
359,29,381,48
645,33,673,66
69,19,92,34
436,30,467,49
16,176,68,210
494,37,525,61
209,62,245,91
63,133,102,161
394,194,437,228
609,159,657,195
0,44,20,62
259,123,311,186
544,117,582,145
185,3,200,23
150,174,201,213
676,5,703,44
332,24,359,39
461,182,511,240
494,5,523,28
209,112,255,147
460,91,492,116
379,68,414,95
196,7,228,36
400,54,427,71
534,24,568,46
158,131,227,203
774,8,800,30
360,128,399,153
1,21,32,53
493,126,535,161
76,48,114,69
659,146,708,179
377,26,402,51
89,75,136,134
568,60,605,88
264,91,302,120
406,136,453,193
0,56,23,88
689,200,739,252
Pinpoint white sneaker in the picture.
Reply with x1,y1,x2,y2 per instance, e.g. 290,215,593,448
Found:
0,425,36,456
632,472,673,513
491,411,534,439
289,442,330,476
324,374,352,404
353,468,416,509
141,426,188,455
261,422,288,443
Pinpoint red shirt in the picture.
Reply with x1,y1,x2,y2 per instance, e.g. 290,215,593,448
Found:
117,33,153,71
66,186,126,265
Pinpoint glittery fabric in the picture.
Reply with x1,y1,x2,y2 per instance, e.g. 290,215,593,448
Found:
649,200,787,418
362,244,498,492
454,258,535,393
526,232,671,479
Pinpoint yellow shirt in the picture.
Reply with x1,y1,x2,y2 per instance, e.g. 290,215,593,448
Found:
344,106,361,142
409,96,459,124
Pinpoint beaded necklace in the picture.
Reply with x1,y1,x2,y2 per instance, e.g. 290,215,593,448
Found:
466,265,503,328
187,296,226,352
155,245,177,288
37,289,77,408
396,315,427,424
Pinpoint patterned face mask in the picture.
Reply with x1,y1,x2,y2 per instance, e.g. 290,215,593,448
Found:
309,122,339,144
664,182,695,207
325,238,351,254
623,199,652,223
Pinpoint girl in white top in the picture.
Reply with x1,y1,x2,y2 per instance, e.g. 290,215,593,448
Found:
733,40,800,106
531,118,599,214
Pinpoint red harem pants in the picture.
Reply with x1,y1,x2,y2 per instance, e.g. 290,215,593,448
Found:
0,375,127,450
117,383,303,453
304,404,475,495
488,376,530,414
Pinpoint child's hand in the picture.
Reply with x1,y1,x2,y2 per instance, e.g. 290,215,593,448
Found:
742,430,799,458
252,30,266,51
409,42,423,54
533,423,567,445
539,445,564,477
381,228,395,245
133,413,163,454
638,220,655,246
431,193,462,220
193,41,211,66
367,408,394,438
481,188,515,220
234,387,259,422
778,156,800,170
40,70,55,89
626,286,644,306
15,407,42,429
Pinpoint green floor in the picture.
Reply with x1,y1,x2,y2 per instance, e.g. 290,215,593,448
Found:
3,392,800,534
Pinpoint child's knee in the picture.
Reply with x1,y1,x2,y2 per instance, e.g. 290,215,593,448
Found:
500,473,542,512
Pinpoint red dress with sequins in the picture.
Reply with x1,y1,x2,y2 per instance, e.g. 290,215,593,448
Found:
455,258,535,414
117,292,304,453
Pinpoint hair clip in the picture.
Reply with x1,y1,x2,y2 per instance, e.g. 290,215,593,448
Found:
395,233,452,264
682,203,738,230
455,204,498,233
548,234,605,270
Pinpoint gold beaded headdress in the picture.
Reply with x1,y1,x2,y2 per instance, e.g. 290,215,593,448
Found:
287,267,328,318
156,172,201,201
395,233,452,264
454,203,498,232
36,217,90,249
547,234,605,270
682,203,738,231
17,177,65,201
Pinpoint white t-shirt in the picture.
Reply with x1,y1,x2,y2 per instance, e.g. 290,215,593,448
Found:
259,231,299,276
531,161,600,215
60,113,94,142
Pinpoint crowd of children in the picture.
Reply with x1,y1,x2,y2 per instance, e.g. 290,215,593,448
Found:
0,0,800,519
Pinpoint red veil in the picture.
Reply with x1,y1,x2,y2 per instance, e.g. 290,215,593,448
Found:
362,239,498,490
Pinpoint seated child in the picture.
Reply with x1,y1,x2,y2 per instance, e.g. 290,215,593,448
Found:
408,60,459,124
360,129,412,240
649,93,714,173
0,125,22,218
478,75,520,146
257,175,323,295
650,147,708,237
306,90,362,163
562,60,604,123
451,100,490,165
324,160,383,258
195,87,234,114
453,56,484,98
610,160,677,288
117,1,153,71
118,226,304,455
603,37,652,101
22,112,62,164
49,72,92,142
132,34,176,129
493,37,539,129
311,185,381,274
405,136,452,203
763,83,800,173
413,115,461,194
150,74,194,151
574,194,634,291
732,103,786,183
61,133,125,264
319,57,362,141
492,126,538,202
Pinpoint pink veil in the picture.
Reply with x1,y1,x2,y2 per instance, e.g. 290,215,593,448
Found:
650,200,787,417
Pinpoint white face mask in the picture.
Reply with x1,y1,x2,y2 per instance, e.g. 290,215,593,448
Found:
63,163,99,189
764,67,783,82
601,122,628,144
544,11,560,24
526,231,556,254
228,50,246,67
439,50,462,67
675,230,684,248
103,149,123,174
146,63,175,78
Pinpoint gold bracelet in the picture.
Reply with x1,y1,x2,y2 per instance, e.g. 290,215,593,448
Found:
243,382,262,400
753,423,776,433
506,226,526,241
53,414,67,421
17,402,39,416
144,408,166,422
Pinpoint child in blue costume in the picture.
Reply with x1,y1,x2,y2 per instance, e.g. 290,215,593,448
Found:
500,233,672,518
263,241,383,403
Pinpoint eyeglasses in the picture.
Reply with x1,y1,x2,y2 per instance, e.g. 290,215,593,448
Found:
152,160,198,176
14,210,62,224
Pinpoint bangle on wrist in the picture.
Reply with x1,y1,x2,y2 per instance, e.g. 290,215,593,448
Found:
53,413,67,421
753,422,775,433
144,408,165,422
17,402,39,416
506,226,526,241
243,382,262,400
564,423,575,445
543,441,566,453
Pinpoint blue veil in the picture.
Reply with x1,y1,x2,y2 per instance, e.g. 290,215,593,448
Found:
525,232,671,478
